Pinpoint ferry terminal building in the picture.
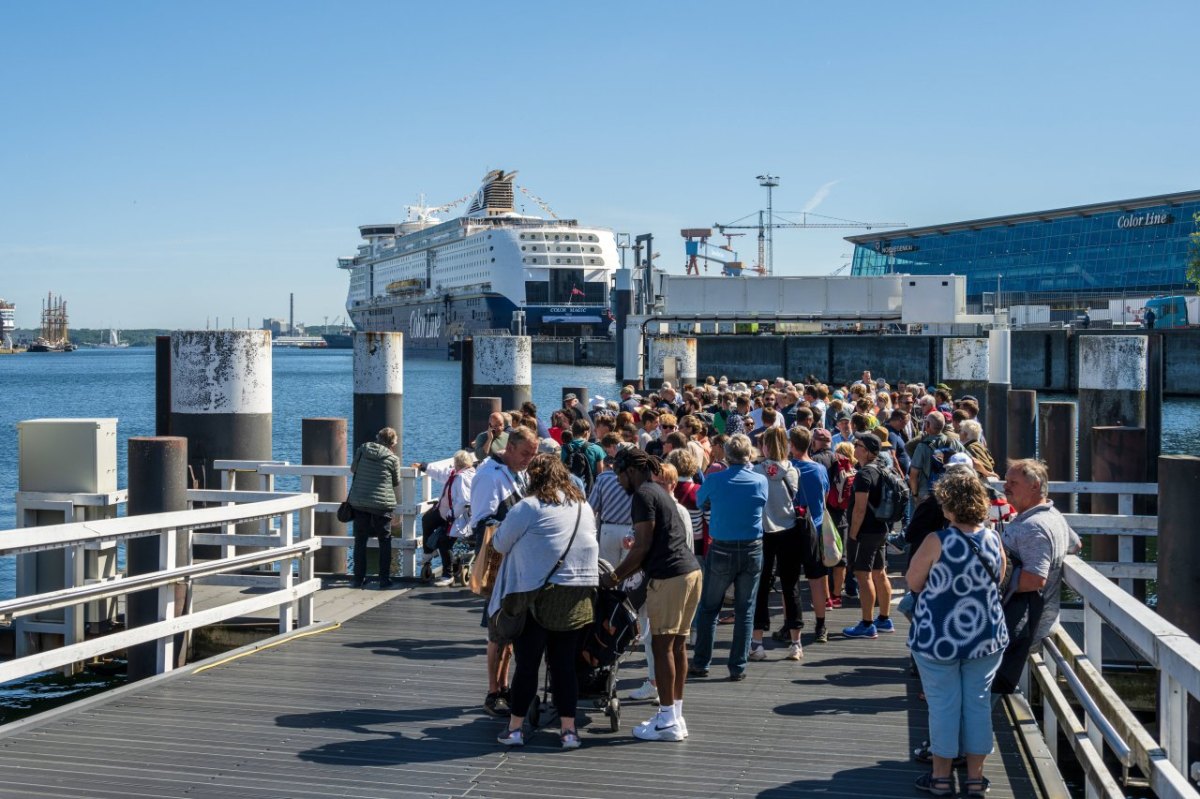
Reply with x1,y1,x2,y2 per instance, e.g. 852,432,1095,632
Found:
847,190,1199,313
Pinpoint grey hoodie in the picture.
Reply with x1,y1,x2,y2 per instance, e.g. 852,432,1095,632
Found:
752,459,799,533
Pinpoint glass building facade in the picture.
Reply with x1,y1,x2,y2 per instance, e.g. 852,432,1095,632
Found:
848,191,1200,308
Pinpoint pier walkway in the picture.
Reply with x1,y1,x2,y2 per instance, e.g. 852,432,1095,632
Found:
0,585,1041,799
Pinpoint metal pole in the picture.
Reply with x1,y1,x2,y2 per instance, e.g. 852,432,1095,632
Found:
126,436,188,680
154,336,171,436
303,418,348,575
1007,390,1038,462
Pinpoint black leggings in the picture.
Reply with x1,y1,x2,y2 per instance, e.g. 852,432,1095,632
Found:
509,614,583,721
754,532,804,632
352,510,392,581
422,529,454,575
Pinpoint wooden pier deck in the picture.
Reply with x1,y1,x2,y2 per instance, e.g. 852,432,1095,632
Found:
0,585,1043,799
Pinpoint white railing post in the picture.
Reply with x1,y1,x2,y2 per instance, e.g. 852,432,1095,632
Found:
1042,641,1059,762
156,527,177,675
1160,671,1189,774
1082,598,1104,797
278,512,294,634
298,499,315,628
1116,492,1134,594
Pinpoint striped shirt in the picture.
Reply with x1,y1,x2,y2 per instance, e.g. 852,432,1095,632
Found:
588,470,633,524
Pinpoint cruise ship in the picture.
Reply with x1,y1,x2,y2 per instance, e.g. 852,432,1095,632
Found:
0,299,14,348
339,170,619,354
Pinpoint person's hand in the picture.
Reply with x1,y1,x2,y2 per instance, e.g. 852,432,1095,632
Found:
411,462,422,470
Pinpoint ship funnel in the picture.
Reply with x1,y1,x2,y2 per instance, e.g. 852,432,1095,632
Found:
467,170,518,216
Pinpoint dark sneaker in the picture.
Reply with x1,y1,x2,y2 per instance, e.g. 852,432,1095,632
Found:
728,671,747,682
379,578,394,589
484,692,510,717
874,616,895,633
814,625,829,644
687,665,709,678
349,577,364,588
842,621,878,639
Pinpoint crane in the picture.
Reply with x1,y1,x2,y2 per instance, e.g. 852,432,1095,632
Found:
714,211,906,275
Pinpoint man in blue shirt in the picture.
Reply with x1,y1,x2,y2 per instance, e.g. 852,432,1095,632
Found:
788,426,832,643
691,433,769,680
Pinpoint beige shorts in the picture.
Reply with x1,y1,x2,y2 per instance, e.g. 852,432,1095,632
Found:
645,569,703,636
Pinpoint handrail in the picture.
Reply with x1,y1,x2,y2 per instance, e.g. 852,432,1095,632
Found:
0,493,314,555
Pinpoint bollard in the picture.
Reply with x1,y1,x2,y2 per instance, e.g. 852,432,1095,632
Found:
1077,335,1147,512
940,337,989,422
614,269,634,384
1154,455,1200,757
1007,390,1038,462
303,418,348,575
170,330,273,558
467,397,502,451
127,436,188,679
353,331,404,453
472,335,532,411
155,335,171,436
1039,401,1077,513
621,320,645,390
986,328,1010,469
646,336,698,389
1090,426,1146,596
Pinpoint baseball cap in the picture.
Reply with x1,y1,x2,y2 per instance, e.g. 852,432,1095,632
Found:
813,428,832,443
857,433,881,454
947,452,974,467
591,396,606,409
564,393,577,401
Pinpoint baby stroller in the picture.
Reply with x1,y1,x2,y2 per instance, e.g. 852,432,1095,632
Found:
527,560,640,732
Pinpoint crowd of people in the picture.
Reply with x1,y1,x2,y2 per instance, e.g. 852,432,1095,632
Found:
345,371,1081,795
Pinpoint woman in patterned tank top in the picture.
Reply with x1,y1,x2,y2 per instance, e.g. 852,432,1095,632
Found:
905,468,1009,798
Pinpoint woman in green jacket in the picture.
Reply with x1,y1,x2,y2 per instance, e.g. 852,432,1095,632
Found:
349,427,401,588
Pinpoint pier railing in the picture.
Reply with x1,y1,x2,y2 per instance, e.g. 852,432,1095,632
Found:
0,493,320,683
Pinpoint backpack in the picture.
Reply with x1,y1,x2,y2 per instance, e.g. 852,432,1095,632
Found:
566,442,596,493
924,436,965,490
826,456,856,511
868,464,910,525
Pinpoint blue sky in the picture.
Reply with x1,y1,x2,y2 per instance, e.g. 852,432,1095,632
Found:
1,1,1196,329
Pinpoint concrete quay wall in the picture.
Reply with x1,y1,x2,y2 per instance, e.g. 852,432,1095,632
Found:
694,329,1200,396
531,338,615,367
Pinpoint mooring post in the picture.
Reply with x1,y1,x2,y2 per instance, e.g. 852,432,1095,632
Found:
154,335,171,436
303,418,348,575
472,335,532,411
1007,390,1038,462
1039,401,1077,513
353,331,404,453
169,330,272,558
647,335,698,390
1090,426,1147,596
940,337,989,422
127,436,188,679
1076,335,1147,512
614,269,634,384
986,328,1010,469
1154,454,1200,769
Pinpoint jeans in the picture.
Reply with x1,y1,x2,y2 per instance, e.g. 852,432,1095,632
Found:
509,615,583,721
352,510,393,582
913,650,1004,758
693,538,764,676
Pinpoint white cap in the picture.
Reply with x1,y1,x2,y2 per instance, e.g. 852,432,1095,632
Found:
590,396,606,409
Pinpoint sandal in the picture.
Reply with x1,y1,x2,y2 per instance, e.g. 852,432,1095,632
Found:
963,776,990,797
914,772,955,796
912,741,966,766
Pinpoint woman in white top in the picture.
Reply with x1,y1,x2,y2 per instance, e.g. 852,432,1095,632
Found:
414,451,474,586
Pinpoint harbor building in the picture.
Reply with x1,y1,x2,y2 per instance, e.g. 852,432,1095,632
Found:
847,190,1200,311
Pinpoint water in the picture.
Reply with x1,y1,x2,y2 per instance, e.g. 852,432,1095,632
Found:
0,348,620,600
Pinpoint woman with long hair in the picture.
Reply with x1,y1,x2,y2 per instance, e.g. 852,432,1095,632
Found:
491,454,599,750
749,427,805,661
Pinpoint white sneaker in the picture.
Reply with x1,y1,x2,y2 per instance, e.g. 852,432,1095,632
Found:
628,680,659,702
433,576,454,587
632,715,685,742
785,642,804,661
677,715,689,738
748,645,767,662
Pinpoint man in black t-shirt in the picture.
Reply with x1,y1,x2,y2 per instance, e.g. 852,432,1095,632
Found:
843,433,894,640
605,448,701,743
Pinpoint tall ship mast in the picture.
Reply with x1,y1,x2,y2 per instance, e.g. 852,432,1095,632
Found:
337,169,618,354
28,293,76,352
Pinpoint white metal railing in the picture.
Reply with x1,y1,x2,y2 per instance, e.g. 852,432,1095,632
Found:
0,493,320,684
1027,556,1200,799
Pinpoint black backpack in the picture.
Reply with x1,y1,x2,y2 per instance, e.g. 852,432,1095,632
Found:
566,442,595,493
869,464,910,525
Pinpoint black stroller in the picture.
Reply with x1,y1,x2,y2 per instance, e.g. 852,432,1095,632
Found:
527,560,641,732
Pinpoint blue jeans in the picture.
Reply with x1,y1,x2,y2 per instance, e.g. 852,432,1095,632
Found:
693,539,764,676
913,650,1004,758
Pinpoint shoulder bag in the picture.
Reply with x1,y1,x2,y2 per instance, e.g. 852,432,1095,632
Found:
490,504,584,644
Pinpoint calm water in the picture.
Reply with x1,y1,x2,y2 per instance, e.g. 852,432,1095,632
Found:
0,348,620,599
2,349,1197,599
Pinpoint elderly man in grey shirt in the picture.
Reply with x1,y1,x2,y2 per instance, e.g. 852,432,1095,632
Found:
994,458,1081,695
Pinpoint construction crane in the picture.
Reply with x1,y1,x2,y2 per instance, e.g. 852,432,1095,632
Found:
715,210,907,275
